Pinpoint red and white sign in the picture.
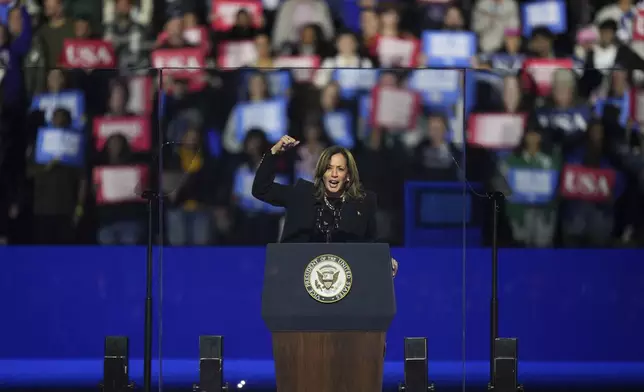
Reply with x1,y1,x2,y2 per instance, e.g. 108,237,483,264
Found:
94,165,149,204
273,56,320,82
523,58,573,96
151,48,207,91
93,116,151,152
632,9,644,41
211,0,263,31
127,76,153,115
370,86,420,130
156,27,211,54
218,40,257,69
467,113,526,149
376,36,419,68
60,39,116,69
559,164,616,202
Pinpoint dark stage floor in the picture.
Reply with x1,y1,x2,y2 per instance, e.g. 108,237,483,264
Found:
1,387,643,392
1,359,642,392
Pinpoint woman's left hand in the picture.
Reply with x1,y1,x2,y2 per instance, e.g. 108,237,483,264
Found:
391,258,398,277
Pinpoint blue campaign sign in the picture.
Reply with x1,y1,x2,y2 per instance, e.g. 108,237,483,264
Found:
488,54,525,75
236,98,287,144
233,164,287,214
463,70,477,117
408,69,461,109
404,181,483,246
333,68,379,99
34,127,85,167
536,106,591,135
323,110,355,149
507,168,559,204
295,165,313,182
595,91,630,127
240,70,291,100
30,89,86,128
358,94,373,139
521,0,567,37
421,31,476,68
206,129,222,157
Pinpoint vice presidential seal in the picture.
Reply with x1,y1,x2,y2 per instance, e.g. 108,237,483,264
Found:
304,254,352,303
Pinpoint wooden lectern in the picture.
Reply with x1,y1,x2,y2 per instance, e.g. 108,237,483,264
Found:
262,243,396,392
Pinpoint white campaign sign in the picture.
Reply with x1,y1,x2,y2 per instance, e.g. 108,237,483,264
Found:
127,76,148,114
429,33,470,59
241,103,279,130
635,90,644,124
42,129,81,157
471,114,524,148
101,167,140,202
514,170,554,198
378,37,415,67
325,113,347,142
374,88,415,129
525,1,560,27
410,69,459,95
221,41,257,68
336,69,378,90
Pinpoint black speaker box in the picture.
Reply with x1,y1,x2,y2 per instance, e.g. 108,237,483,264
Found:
404,337,428,392
198,336,224,392
103,336,129,392
493,338,518,392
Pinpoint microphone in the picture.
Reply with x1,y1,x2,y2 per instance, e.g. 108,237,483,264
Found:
315,197,343,243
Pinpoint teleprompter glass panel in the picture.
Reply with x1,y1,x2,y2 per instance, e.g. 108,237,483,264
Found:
463,52,644,391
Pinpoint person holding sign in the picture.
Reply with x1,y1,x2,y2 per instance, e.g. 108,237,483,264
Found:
28,108,87,244
499,121,561,247
224,9,260,41
472,0,520,54
252,135,397,276
95,134,145,245
223,72,280,154
560,120,620,247
314,30,373,88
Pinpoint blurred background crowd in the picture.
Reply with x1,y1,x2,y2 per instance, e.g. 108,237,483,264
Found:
0,0,643,248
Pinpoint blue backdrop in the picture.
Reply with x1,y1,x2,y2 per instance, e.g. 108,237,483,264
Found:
1,247,643,388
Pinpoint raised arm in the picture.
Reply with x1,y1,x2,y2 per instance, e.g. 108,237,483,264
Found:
251,135,300,207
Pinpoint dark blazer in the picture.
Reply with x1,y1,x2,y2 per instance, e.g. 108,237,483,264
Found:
251,152,379,243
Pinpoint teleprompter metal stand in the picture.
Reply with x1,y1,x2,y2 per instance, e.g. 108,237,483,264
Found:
137,140,202,392
100,336,135,392
140,190,158,392
487,192,523,392
398,337,436,392
100,180,158,392
193,336,229,392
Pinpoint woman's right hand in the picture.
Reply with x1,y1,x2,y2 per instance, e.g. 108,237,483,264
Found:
270,135,300,155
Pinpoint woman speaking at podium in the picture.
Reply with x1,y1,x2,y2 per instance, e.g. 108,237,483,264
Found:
252,135,398,276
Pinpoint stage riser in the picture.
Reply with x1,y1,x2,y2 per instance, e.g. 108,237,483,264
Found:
2,387,642,392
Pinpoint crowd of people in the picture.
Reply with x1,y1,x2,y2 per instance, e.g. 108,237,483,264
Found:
0,0,643,247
